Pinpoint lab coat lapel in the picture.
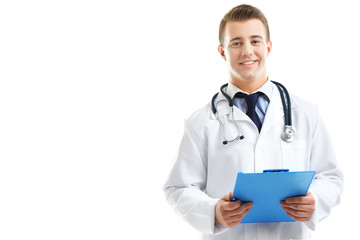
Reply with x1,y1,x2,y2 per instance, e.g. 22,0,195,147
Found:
233,106,250,121
261,85,284,134
210,92,249,121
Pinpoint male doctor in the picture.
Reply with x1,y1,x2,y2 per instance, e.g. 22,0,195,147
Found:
163,4,343,240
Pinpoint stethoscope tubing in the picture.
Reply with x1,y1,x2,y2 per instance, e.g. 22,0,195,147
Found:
211,81,294,144
271,81,292,126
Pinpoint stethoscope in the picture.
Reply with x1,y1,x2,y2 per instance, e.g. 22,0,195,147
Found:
211,81,295,145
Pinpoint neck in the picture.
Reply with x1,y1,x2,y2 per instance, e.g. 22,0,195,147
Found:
230,77,268,93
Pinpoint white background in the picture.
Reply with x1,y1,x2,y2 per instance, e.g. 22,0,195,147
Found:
0,0,358,239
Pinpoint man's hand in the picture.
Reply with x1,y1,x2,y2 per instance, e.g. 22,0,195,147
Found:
215,192,253,228
281,192,315,222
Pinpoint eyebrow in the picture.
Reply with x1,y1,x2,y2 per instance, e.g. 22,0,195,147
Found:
229,35,263,42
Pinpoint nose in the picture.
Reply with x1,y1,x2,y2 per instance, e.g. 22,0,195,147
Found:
241,42,253,57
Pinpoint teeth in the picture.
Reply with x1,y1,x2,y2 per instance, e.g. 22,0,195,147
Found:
242,61,255,65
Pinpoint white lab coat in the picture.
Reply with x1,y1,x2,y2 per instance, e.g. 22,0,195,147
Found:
163,82,343,240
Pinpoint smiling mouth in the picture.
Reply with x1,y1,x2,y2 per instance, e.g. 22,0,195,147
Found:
240,60,257,65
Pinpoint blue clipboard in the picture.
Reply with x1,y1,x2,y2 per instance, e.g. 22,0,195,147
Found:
232,169,315,223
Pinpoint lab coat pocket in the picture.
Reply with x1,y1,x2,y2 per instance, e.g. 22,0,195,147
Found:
281,140,309,171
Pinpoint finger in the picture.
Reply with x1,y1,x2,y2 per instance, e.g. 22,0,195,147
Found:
282,207,311,218
220,192,241,211
226,206,252,225
239,202,253,212
221,192,232,201
285,196,310,204
228,192,233,201
227,220,242,228
220,192,235,202
225,202,253,218
285,211,311,222
281,202,314,211
220,204,253,228
285,192,314,204
223,200,241,211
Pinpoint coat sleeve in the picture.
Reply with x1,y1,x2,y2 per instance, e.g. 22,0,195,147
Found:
305,107,344,230
163,120,227,235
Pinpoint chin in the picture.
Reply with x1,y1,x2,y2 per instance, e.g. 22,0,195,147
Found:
239,74,258,82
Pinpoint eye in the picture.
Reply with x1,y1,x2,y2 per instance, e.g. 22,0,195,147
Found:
231,41,241,48
252,40,261,45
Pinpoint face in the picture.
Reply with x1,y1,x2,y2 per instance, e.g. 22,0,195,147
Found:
218,19,272,91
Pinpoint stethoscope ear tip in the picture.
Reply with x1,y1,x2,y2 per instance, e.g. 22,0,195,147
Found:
223,135,245,145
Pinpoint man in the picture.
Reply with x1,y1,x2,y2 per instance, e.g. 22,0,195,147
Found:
163,4,343,240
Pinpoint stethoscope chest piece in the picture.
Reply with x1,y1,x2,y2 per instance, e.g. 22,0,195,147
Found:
281,125,295,143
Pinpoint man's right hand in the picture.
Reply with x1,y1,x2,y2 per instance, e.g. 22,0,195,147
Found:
215,192,253,228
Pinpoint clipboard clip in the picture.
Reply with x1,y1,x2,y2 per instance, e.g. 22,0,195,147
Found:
263,169,289,173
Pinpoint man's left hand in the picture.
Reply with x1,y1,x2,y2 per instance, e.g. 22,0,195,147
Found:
280,192,315,222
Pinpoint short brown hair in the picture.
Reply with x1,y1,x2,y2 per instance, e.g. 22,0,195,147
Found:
219,4,270,45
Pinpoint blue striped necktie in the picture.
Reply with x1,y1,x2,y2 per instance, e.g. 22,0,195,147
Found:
234,92,263,132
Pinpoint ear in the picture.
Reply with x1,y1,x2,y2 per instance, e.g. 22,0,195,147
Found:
218,45,226,61
266,41,272,57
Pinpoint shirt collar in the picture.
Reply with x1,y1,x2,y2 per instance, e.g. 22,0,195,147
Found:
226,79,273,101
